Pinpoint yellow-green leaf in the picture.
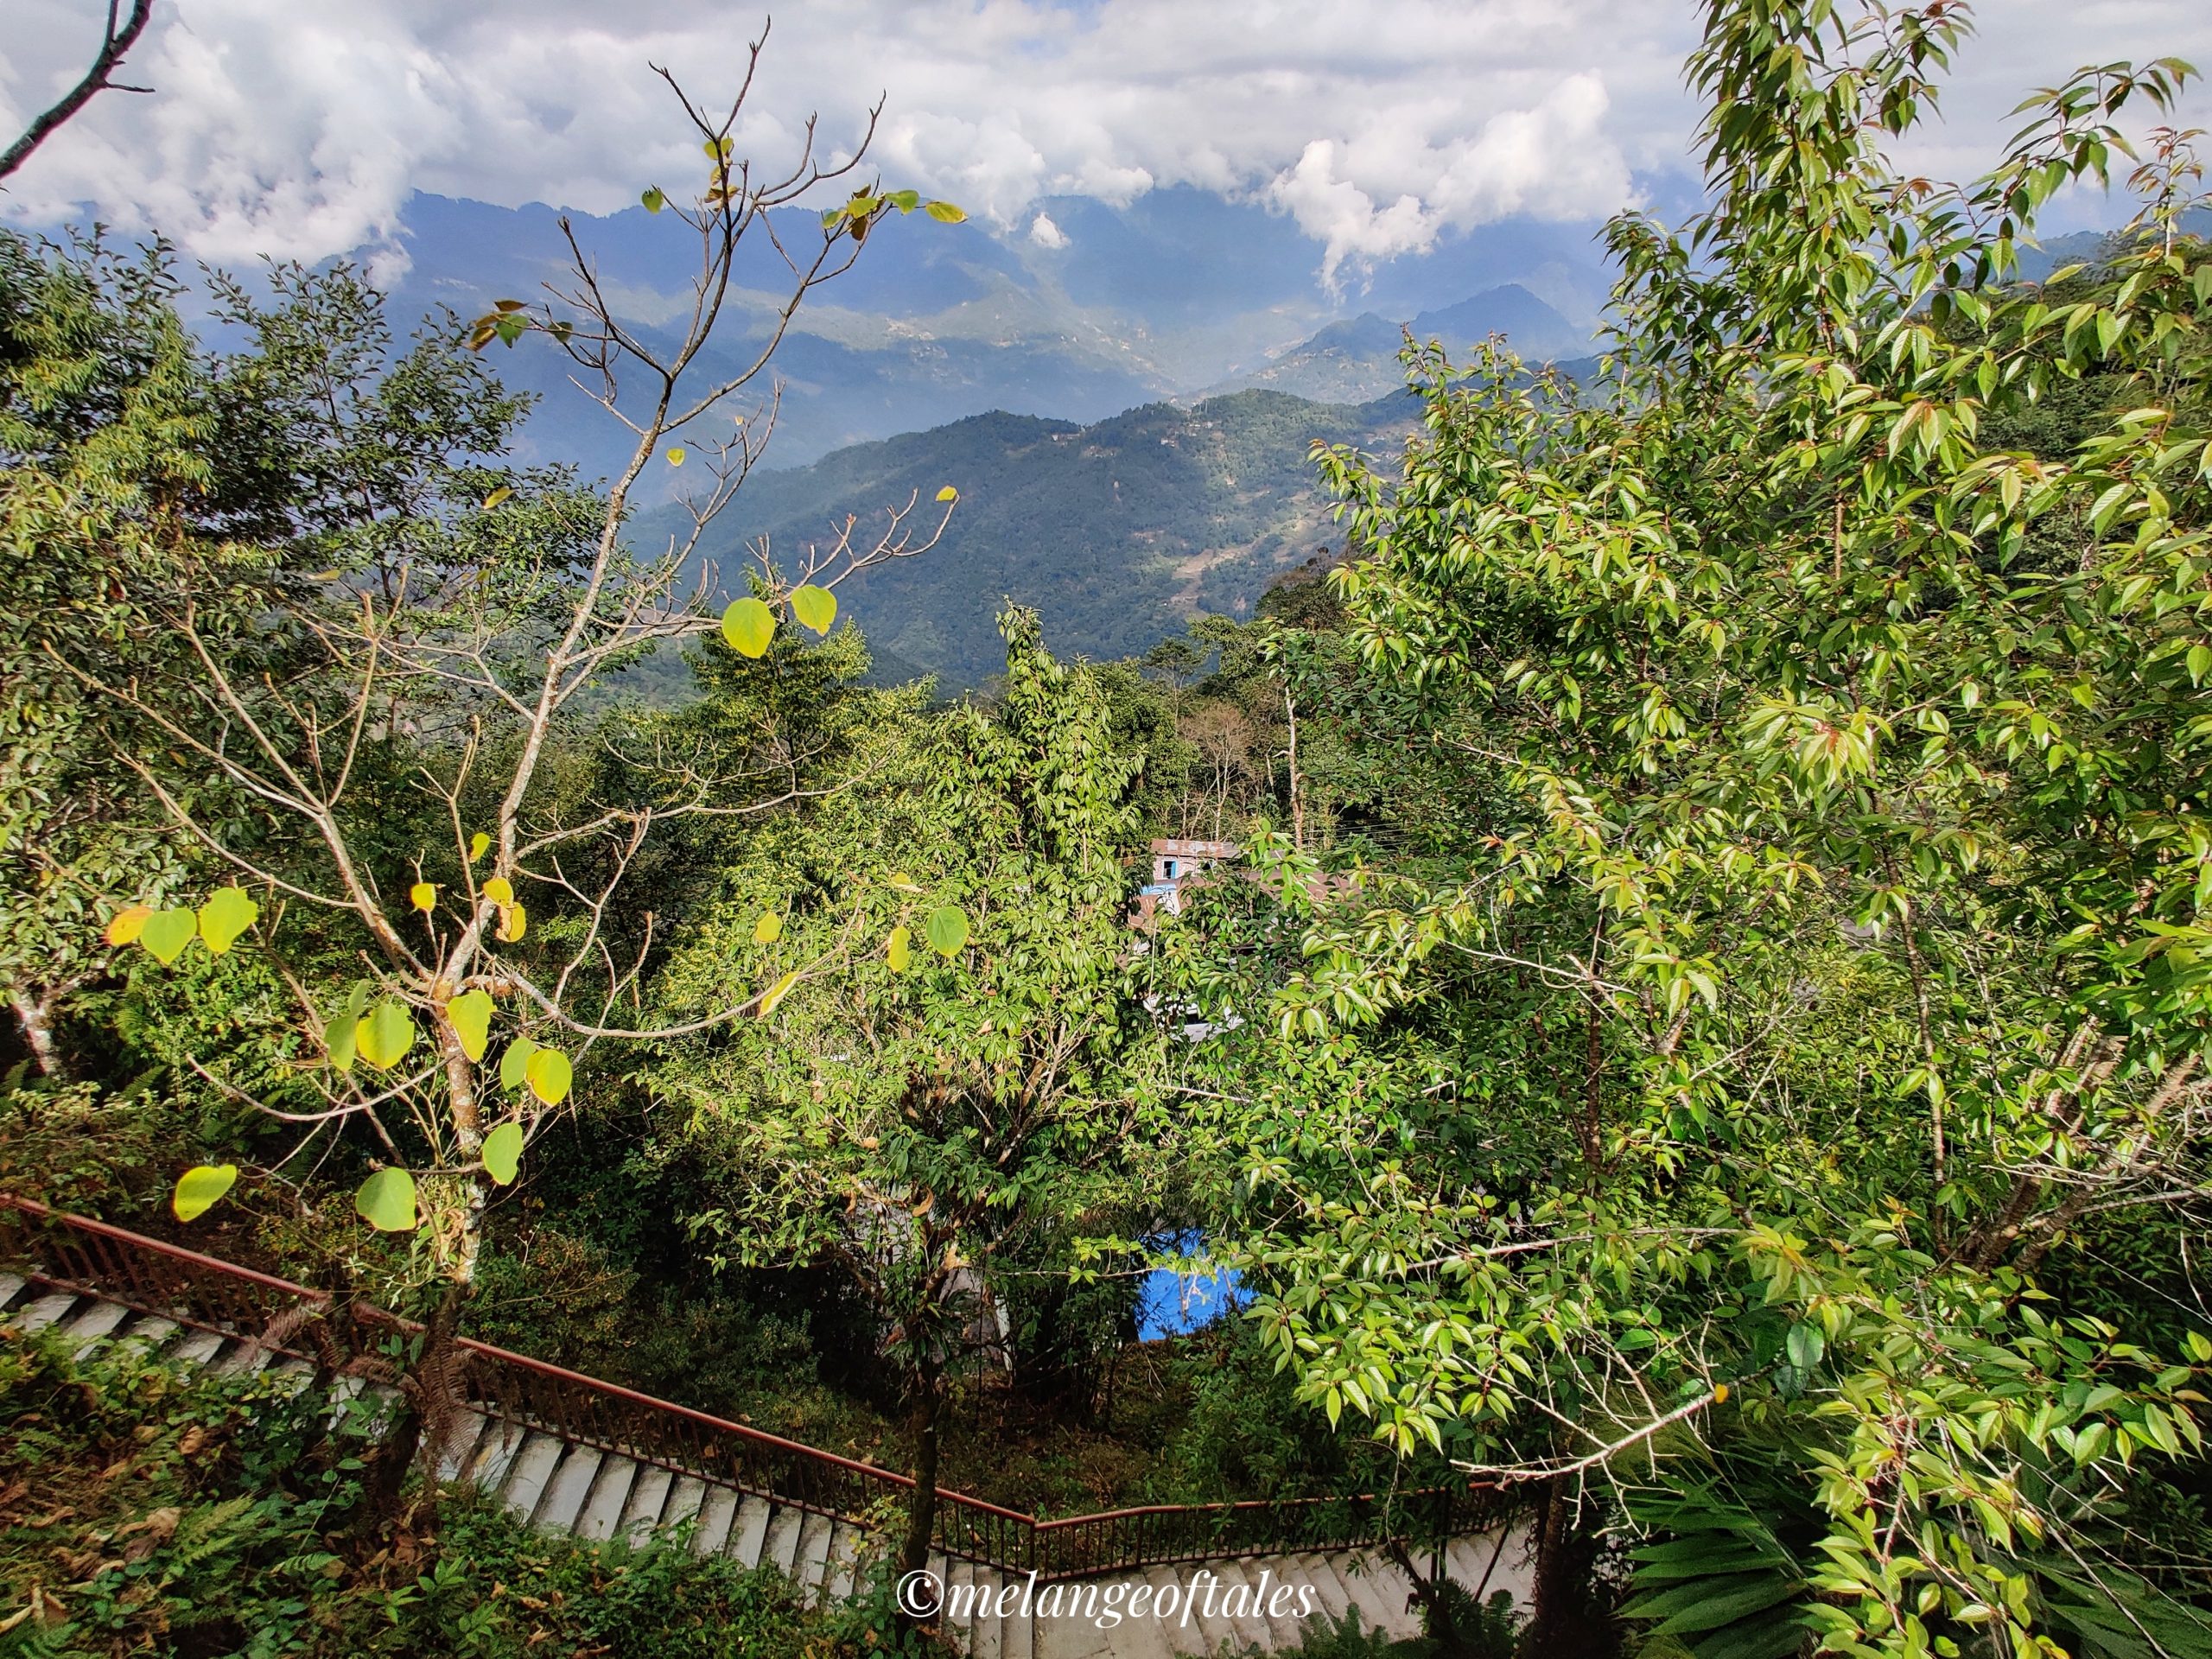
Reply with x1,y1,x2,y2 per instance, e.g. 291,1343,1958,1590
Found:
887,925,912,973
356,1000,416,1071
667,446,687,467
196,887,258,955
753,912,784,944
469,832,491,862
105,905,152,946
327,982,372,1072
482,1121,524,1185
887,872,924,894
410,881,436,913
448,988,494,1063
924,905,970,957
721,597,776,658
758,971,799,1018
483,486,513,510
172,1164,237,1222
524,1046,573,1107
498,902,526,943
925,200,968,224
936,486,958,503
355,1167,417,1232
483,875,514,907
499,1035,538,1092
641,186,665,214
790,584,837,633
139,908,198,965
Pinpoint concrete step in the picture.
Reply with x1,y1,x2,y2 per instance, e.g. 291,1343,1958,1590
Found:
573,1452,639,1541
693,1484,741,1556
11,1291,82,1333
501,1432,566,1521
730,1493,773,1567
620,1465,675,1545
761,1503,804,1574
794,1510,836,1598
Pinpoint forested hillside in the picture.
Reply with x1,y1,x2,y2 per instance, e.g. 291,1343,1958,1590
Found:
662,389,1419,684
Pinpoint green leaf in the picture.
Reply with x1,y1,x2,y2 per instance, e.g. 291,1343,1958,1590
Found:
924,905,970,957
1785,1323,1825,1371
758,970,799,1017
887,925,912,973
354,1167,418,1233
499,1035,539,1092
448,988,494,1063
200,887,262,957
481,1122,524,1186
172,1164,237,1222
641,186,665,213
790,584,837,633
753,911,784,944
327,981,372,1072
667,446,687,467
356,1000,417,1071
139,908,198,965
483,486,513,510
924,200,968,223
721,597,776,658
524,1046,572,1107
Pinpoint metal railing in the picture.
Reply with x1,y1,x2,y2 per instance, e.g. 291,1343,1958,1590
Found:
0,1192,1510,1578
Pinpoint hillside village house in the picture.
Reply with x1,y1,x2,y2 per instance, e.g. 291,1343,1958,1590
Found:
1135,836,1240,925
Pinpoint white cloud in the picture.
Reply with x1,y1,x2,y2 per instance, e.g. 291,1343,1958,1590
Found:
3,0,2208,282
1028,210,1069,250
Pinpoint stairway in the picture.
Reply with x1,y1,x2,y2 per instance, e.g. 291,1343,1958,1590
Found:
3,1274,1529,1655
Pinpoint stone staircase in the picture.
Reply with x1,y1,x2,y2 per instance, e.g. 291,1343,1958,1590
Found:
3,1272,1530,1656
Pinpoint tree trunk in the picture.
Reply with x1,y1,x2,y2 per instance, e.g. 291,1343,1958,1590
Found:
899,1357,944,1622
10,987,65,1078
1520,1482,1614,1658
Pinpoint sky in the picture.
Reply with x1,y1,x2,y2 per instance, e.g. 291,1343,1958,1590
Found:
5,0,2211,292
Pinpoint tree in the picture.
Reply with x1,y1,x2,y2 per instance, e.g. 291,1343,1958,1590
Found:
1164,4,2212,1655
659,609,1164,1594
68,33,966,1319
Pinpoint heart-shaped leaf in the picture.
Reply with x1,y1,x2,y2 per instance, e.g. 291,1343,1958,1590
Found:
139,908,198,965
483,875,514,907
753,911,783,944
887,872,924,894
197,887,259,956
327,981,372,1071
524,1046,573,1107
666,446,687,467
356,999,416,1071
924,905,970,958
410,881,437,913
448,988,494,1063
887,925,912,974
173,1164,237,1222
790,584,837,634
105,904,153,946
936,485,959,503
482,1121,524,1185
498,902,527,942
641,186,665,214
758,970,799,1018
355,1166,418,1232
469,832,491,862
499,1035,539,1092
721,597,776,658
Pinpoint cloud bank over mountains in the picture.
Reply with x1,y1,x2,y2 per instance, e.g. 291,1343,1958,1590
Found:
9,0,2208,293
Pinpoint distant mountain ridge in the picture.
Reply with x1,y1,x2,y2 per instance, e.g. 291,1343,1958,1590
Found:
1199,284,1589,403
641,388,1421,687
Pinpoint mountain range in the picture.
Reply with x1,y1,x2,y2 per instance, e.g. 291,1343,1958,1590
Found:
638,388,1424,687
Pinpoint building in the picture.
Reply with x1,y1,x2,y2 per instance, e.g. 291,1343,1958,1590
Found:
1135,837,1241,924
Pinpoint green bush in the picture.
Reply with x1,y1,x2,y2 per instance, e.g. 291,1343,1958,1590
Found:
0,1325,855,1657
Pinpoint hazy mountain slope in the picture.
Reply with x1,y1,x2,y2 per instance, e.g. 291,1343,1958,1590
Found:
652,389,1418,685
1201,284,1588,402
